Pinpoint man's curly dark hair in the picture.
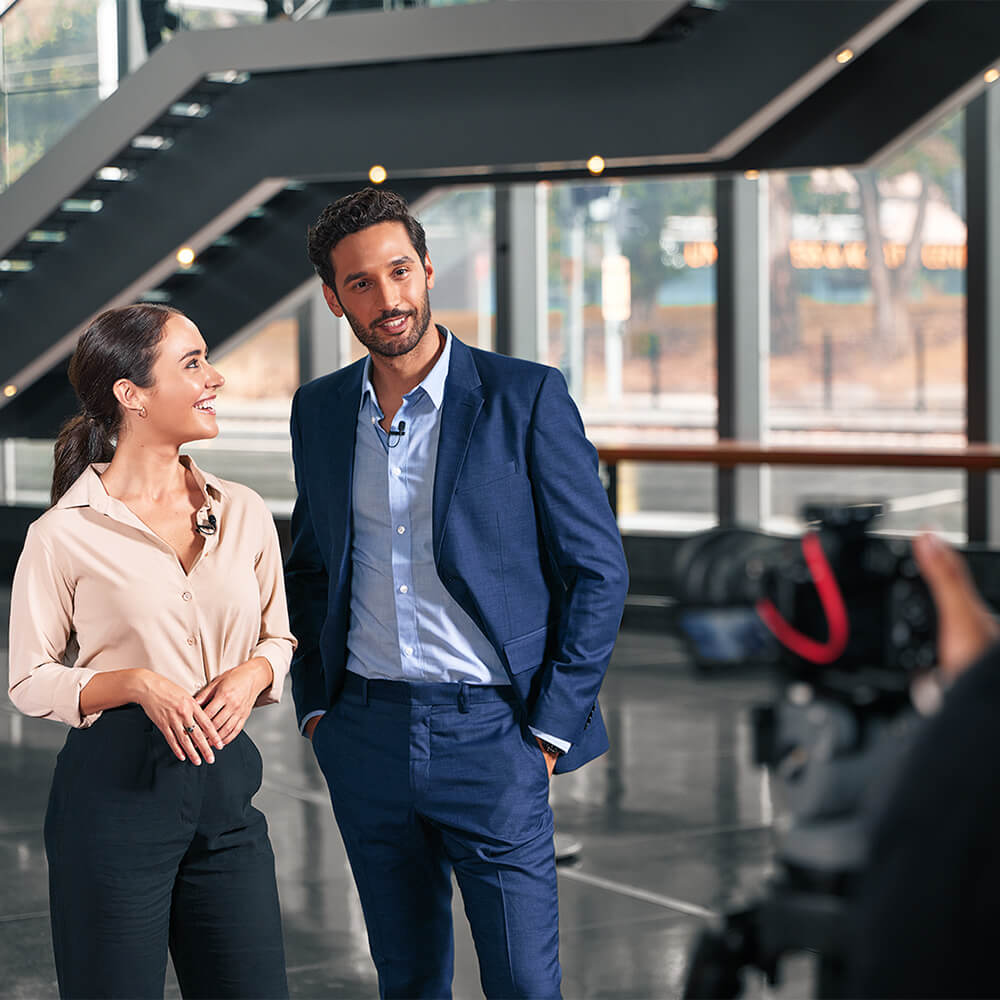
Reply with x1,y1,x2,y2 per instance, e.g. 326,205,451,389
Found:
306,187,428,292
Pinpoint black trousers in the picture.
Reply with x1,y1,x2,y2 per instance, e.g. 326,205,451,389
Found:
44,705,288,1000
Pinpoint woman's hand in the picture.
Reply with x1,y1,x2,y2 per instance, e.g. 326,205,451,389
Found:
196,657,273,746
133,669,224,765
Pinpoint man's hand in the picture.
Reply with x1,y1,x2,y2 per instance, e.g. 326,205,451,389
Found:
535,737,558,777
304,714,323,741
914,532,1000,681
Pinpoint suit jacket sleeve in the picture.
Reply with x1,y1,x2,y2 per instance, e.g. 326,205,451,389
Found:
284,389,331,728
525,368,628,745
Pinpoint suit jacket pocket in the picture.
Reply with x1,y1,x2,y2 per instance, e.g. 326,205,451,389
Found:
455,459,518,494
503,624,548,675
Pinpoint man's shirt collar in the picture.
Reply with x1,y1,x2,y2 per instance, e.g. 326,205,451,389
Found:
359,325,453,417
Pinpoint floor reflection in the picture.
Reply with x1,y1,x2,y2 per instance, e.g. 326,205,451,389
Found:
1,604,814,998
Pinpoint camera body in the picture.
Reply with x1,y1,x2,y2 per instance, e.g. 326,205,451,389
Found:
763,502,936,685
674,501,937,694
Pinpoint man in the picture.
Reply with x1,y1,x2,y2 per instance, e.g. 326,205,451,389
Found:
285,187,628,999
848,532,1000,998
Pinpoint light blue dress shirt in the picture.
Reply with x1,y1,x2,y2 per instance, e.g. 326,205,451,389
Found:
302,328,568,752
345,330,508,686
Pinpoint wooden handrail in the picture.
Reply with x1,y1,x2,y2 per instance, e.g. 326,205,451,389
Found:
595,440,1000,471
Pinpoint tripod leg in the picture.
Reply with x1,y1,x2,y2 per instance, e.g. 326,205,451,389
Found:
683,925,746,999
817,954,850,999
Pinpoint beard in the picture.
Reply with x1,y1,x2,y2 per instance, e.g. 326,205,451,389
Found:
342,285,432,359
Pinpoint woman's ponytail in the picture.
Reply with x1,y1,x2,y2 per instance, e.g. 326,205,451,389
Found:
51,413,115,504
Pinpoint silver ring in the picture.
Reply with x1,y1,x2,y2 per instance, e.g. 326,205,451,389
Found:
183,724,196,734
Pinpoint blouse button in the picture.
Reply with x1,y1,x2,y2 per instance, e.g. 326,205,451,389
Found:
186,636,196,646
182,592,192,601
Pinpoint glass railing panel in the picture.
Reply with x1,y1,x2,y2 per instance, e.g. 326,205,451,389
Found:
171,0,268,34
0,0,114,189
541,176,718,531
764,111,967,539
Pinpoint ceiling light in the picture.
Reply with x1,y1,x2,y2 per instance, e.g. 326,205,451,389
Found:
176,247,196,267
369,164,387,185
587,155,606,176
986,68,1000,84
744,169,760,180
131,135,173,151
3,385,17,398
0,259,33,272
95,166,134,182
169,102,209,118
835,48,854,64
27,229,67,243
60,198,103,213
205,70,249,85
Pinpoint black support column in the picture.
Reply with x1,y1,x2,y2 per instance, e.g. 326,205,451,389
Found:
494,184,541,360
966,85,1000,543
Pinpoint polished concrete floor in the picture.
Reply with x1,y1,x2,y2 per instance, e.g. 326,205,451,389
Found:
0,584,813,999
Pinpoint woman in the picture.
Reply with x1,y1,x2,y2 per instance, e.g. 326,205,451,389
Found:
8,304,295,999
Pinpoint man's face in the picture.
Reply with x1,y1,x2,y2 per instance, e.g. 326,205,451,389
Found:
323,221,434,359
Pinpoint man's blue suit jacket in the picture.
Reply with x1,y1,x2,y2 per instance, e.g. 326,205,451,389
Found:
284,335,628,773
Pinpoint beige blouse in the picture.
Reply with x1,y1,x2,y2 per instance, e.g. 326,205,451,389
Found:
8,456,295,728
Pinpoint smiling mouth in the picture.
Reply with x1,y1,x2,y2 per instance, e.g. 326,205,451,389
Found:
194,398,216,415
376,314,410,335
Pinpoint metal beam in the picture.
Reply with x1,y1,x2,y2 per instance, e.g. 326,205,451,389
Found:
716,174,764,526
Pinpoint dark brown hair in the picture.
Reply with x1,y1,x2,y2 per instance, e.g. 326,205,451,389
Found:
306,187,428,292
51,304,179,503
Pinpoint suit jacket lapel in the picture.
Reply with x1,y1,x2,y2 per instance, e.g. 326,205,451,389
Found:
433,338,483,562
325,360,365,582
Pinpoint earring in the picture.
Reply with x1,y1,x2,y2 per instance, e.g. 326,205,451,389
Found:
138,406,147,418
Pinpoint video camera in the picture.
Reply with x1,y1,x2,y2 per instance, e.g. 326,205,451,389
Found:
673,500,936,696
677,502,936,998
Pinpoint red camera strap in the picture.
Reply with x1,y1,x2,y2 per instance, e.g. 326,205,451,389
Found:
755,532,850,664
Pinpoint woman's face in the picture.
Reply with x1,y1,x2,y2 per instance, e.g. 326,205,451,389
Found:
140,314,224,446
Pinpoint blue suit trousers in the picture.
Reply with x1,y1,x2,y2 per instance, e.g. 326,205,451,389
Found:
312,674,561,1000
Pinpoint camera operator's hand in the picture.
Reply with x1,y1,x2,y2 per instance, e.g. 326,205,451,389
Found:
914,532,1000,681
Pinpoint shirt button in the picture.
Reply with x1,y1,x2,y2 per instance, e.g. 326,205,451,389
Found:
182,591,192,601
392,466,402,476
396,525,406,535
404,646,414,656
399,584,408,594
371,416,377,424
186,636,196,646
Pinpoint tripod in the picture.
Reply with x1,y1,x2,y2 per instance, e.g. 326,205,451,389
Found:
683,687,918,999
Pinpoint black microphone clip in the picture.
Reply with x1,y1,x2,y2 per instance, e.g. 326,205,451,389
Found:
196,512,217,536
387,420,407,449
